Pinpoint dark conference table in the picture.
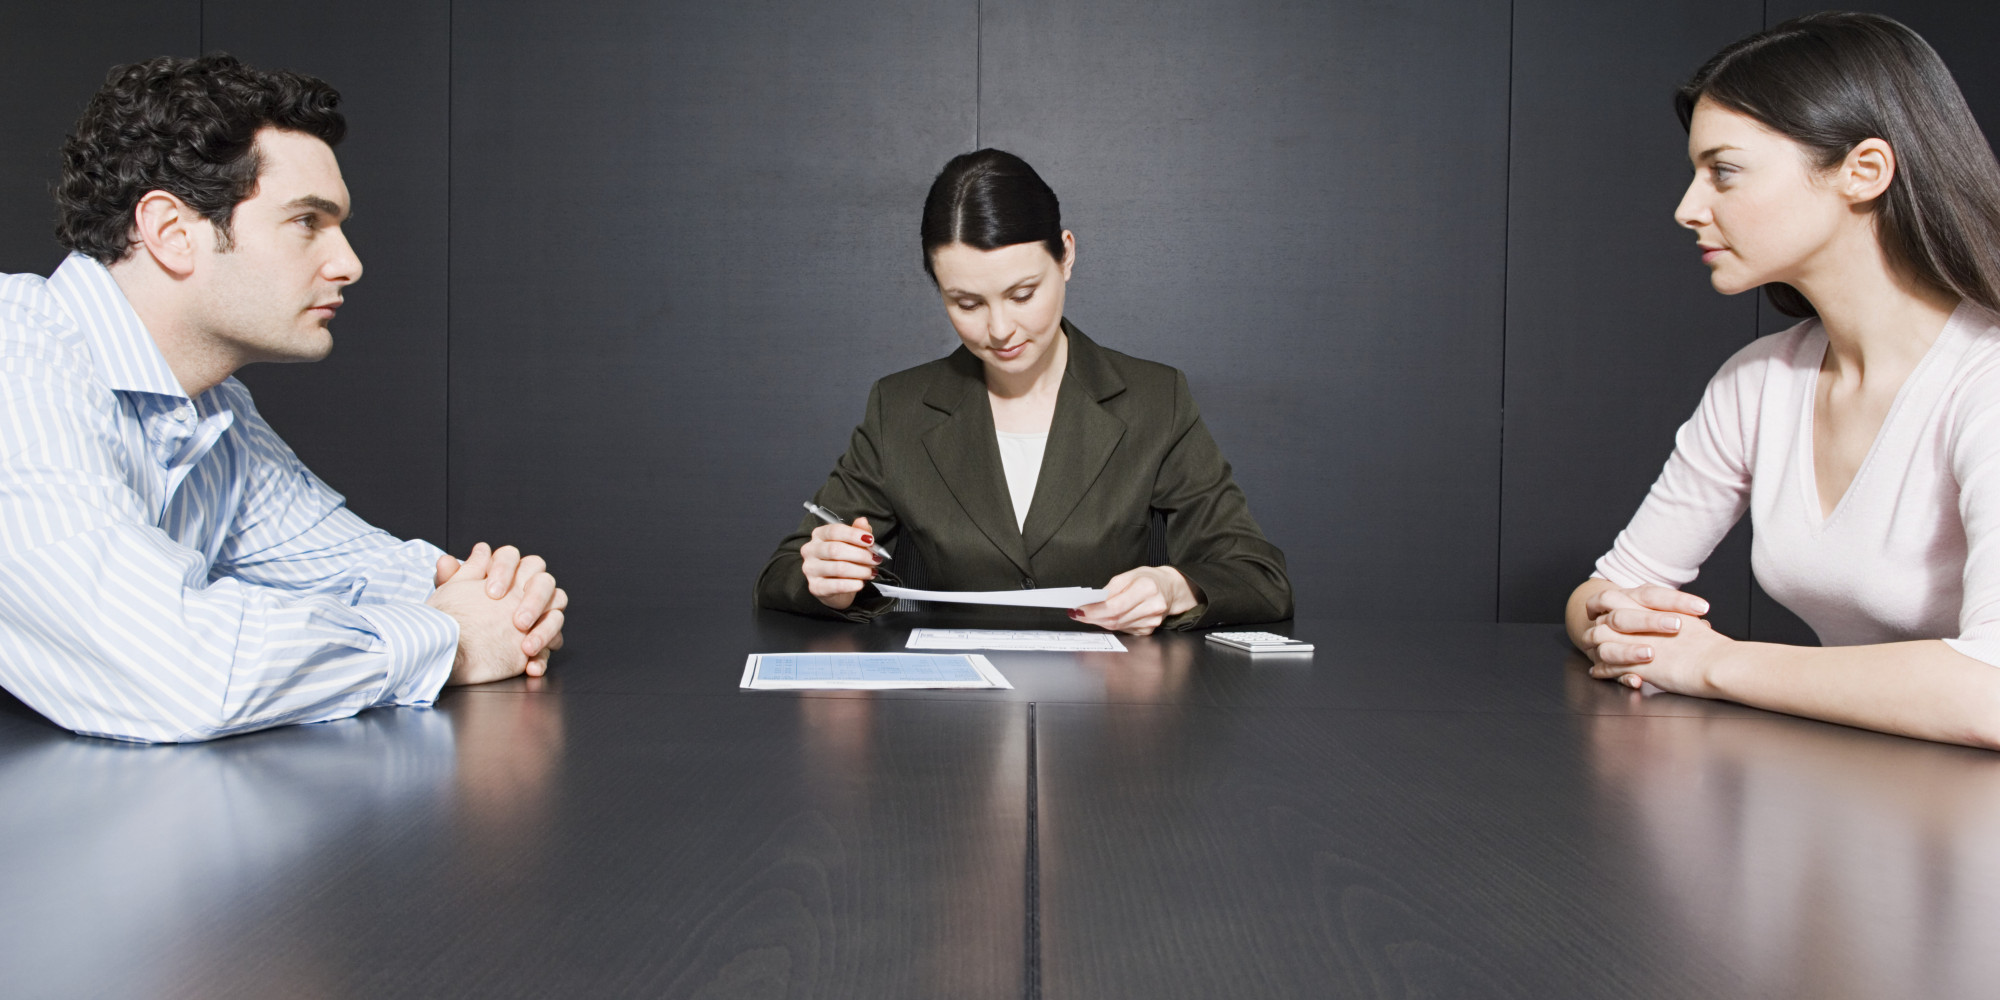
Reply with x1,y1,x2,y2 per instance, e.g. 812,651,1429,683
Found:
7,609,2000,999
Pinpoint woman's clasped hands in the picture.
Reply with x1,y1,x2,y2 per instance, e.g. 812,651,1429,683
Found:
1577,583,1734,697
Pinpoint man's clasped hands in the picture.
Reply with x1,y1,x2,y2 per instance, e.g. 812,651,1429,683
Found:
426,542,569,686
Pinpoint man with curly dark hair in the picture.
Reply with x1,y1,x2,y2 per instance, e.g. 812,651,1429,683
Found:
0,54,568,742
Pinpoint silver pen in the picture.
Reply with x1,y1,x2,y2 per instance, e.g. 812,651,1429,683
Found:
803,501,893,561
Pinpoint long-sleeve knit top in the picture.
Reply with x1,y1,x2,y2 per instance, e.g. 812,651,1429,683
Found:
1596,303,2000,666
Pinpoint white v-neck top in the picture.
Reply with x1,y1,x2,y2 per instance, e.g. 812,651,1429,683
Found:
1596,303,2000,665
995,429,1048,532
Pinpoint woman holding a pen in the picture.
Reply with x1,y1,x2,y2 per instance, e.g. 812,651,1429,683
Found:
754,149,1291,634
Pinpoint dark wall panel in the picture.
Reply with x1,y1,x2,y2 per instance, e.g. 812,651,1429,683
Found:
1499,0,1762,629
449,3,979,611
206,1,451,545
980,0,1512,620
0,3,197,275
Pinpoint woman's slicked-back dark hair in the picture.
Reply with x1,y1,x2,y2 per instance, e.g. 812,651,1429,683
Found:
1675,12,2000,318
56,53,346,265
920,149,1066,282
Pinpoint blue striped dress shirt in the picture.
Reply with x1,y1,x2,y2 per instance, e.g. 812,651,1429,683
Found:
0,253,458,743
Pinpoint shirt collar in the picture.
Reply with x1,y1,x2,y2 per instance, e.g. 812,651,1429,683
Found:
46,252,190,401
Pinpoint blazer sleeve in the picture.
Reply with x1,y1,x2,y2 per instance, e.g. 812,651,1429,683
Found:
754,382,903,621
1154,371,1294,627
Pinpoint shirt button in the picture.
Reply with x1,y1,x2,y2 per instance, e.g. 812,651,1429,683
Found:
1021,577,1036,589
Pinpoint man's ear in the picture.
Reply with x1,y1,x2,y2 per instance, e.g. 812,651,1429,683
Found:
129,190,205,277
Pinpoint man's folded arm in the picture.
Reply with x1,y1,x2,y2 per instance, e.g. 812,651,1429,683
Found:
0,371,456,743
0,519,457,743
208,380,443,606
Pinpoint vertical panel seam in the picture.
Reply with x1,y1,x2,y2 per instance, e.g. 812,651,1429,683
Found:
1495,0,1514,623
1024,701,1040,999
975,0,982,148
444,0,454,552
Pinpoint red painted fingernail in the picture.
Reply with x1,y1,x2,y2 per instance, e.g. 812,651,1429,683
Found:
861,534,873,544
1068,610,1081,618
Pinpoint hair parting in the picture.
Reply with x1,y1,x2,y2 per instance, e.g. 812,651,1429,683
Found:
919,149,1067,282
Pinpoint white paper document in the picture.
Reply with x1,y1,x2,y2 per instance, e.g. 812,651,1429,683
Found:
873,582,1109,609
740,652,1013,690
906,628,1127,652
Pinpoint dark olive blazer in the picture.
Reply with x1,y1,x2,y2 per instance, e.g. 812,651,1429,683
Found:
755,322,1292,627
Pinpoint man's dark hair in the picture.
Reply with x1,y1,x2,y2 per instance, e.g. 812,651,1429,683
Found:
1677,12,2000,318
920,148,1067,283
55,53,346,265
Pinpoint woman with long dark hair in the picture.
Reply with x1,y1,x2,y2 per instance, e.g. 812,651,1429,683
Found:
756,150,1291,634
1569,13,2000,746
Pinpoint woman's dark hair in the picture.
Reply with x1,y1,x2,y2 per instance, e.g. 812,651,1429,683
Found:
920,149,1066,282
1675,12,2000,318
56,53,346,265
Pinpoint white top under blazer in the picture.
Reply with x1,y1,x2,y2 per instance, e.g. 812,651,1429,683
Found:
1595,302,2000,666
995,429,1049,532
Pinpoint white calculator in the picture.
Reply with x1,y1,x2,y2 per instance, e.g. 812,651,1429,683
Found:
1204,631,1314,653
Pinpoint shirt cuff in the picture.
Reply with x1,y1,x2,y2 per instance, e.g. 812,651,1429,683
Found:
1592,556,1645,590
1162,601,1209,630
358,538,452,606
353,601,459,705
1944,637,2000,669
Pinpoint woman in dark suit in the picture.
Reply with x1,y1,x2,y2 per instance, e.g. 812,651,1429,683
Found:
756,149,1290,634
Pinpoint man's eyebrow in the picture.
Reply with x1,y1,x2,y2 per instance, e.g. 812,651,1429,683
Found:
282,195,348,220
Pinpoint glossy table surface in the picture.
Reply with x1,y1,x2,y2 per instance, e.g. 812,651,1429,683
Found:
7,609,2000,999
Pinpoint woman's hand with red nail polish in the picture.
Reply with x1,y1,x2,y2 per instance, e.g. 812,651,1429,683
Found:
801,516,881,611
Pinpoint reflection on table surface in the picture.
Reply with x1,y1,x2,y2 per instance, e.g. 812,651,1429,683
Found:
0,677,1026,998
1579,681,2000,1000
3,616,2000,999
0,694,573,999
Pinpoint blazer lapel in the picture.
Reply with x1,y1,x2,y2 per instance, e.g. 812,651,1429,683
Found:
1021,323,1127,557
921,350,1034,576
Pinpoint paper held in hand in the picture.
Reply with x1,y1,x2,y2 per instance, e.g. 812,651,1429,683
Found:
741,652,1013,690
907,628,1127,652
873,582,1109,609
